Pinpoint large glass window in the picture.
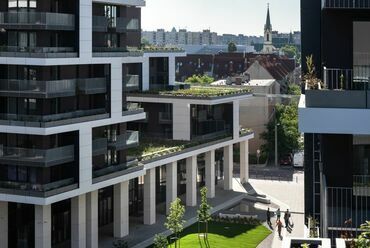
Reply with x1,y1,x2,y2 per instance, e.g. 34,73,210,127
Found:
8,0,37,9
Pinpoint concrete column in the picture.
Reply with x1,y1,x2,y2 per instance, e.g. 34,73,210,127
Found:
35,205,51,248
0,202,8,248
144,168,156,225
79,126,92,189
240,141,249,184
79,0,92,59
223,145,233,190
114,181,129,237
86,191,98,248
168,56,176,85
233,100,240,139
166,162,177,214
71,195,86,248
205,150,215,198
186,156,197,206
173,102,191,140
111,61,123,118
142,57,150,91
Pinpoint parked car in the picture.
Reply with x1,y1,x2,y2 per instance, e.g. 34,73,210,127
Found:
293,151,304,168
279,153,293,166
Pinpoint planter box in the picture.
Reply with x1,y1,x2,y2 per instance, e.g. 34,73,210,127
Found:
282,237,331,248
305,89,367,109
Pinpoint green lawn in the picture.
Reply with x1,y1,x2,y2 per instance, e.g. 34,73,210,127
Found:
169,221,271,248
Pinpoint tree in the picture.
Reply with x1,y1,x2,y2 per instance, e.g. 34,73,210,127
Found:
261,103,301,158
197,187,212,240
354,221,370,248
165,198,186,248
153,234,168,248
228,42,237,52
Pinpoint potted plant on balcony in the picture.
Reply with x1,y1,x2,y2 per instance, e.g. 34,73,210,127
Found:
304,55,322,90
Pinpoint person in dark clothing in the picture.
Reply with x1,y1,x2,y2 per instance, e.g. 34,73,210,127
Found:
266,208,272,226
284,209,291,229
276,208,281,221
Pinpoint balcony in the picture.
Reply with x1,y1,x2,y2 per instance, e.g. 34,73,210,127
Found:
123,74,140,91
322,0,370,9
0,12,75,30
92,138,108,156
122,102,144,116
108,131,139,150
92,46,143,57
353,175,370,196
92,160,142,183
304,67,370,109
0,46,77,58
0,178,78,197
0,145,74,167
0,79,76,98
158,112,172,124
77,78,107,94
0,108,109,128
116,18,140,32
92,15,109,32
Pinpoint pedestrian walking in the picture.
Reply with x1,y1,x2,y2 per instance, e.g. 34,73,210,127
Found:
266,208,272,226
284,209,291,229
276,219,283,239
276,208,281,221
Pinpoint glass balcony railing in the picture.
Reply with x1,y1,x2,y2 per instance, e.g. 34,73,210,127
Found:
117,18,139,32
108,131,139,150
0,108,109,127
124,74,140,91
0,178,77,197
0,46,77,58
77,78,107,94
0,12,75,30
0,145,74,167
322,0,370,9
92,15,109,32
122,102,144,115
92,160,140,182
92,138,108,156
353,175,370,187
158,112,172,124
92,46,143,57
0,79,76,98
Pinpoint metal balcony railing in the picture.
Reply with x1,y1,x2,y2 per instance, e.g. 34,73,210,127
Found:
353,175,370,187
0,178,75,193
0,12,75,30
323,67,370,90
77,78,107,94
124,74,140,91
117,18,139,32
0,79,76,98
92,138,108,156
322,0,370,9
0,46,76,58
108,131,139,150
0,108,107,123
0,145,74,167
92,160,139,180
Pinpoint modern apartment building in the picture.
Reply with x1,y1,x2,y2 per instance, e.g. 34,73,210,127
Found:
0,1,254,247
300,0,370,240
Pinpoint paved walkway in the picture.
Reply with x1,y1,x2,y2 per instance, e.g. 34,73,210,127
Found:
253,168,305,248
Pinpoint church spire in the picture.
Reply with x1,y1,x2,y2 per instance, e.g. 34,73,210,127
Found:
265,3,272,32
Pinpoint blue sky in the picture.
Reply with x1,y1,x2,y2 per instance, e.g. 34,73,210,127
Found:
142,0,300,36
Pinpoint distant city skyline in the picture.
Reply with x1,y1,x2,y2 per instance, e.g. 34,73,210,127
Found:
142,0,301,36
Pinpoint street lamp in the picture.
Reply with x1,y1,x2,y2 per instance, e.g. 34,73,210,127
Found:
275,122,280,166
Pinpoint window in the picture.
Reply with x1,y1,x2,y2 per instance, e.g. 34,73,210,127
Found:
9,0,17,8
8,0,36,9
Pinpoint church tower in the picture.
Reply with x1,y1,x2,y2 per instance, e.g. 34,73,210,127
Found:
262,4,276,53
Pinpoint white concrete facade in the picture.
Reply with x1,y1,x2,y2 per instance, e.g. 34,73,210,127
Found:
144,168,156,225
114,182,130,237
166,162,178,214
71,195,86,248
223,145,234,190
205,150,216,198
186,156,198,206
35,205,51,248
240,141,249,184
86,191,99,248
